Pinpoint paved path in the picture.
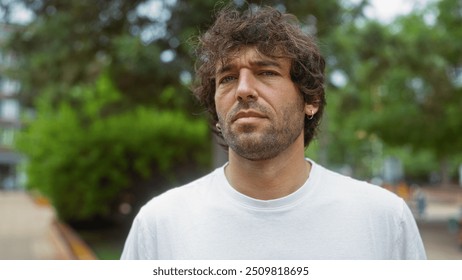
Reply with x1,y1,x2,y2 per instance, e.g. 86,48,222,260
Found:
0,191,95,260
408,187,462,259
419,221,462,260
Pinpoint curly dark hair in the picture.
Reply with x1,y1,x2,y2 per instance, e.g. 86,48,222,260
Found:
192,4,326,147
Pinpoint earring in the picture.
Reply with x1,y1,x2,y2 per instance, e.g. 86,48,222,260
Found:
308,110,314,120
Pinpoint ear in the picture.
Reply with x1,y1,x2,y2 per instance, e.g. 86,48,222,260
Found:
304,104,319,118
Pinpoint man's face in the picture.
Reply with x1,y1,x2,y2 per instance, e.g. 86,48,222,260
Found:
214,47,315,161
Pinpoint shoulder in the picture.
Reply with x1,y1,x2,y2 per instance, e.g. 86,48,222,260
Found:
311,161,406,212
121,170,221,259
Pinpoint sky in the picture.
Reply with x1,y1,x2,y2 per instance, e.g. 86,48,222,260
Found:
364,0,431,23
1,1,32,24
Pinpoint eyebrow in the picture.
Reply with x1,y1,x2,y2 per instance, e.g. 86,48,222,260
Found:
216,59,282,76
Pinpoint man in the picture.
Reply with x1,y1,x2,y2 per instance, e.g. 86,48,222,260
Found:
121,4,426,260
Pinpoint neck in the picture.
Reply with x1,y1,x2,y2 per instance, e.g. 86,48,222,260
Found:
225,134,311,200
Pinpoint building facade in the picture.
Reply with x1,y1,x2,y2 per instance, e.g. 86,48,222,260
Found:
0,22,24,190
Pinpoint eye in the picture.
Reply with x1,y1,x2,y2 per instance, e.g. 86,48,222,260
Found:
260,71,278,77
219,75,236,84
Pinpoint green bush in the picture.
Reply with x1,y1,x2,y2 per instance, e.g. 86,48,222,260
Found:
15,73,210,221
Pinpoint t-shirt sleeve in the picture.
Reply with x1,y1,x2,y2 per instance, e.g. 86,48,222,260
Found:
120,211,157,260
396,199,427,259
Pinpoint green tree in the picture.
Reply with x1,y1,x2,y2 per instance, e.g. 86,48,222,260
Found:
3,0,364,107
4,0,191,108
16,73,210,221
4,0,221,222
328,0,462,183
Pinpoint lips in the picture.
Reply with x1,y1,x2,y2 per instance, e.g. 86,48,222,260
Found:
232,110,267,122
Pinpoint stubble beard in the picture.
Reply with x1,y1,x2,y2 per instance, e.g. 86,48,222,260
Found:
219,104,305,161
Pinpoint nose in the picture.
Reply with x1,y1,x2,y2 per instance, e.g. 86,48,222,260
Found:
235,69,258,102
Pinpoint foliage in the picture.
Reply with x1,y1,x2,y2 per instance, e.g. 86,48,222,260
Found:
325,1,462,182
3,0,195,109
15,73,210,221
3,0,365,107
3,0,222,222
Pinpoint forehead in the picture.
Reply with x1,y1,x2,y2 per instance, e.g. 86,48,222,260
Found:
215,47,291,74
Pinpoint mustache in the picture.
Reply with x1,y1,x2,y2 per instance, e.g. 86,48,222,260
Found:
228,102,270,121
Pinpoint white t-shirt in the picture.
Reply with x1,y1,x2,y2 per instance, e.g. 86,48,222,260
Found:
121,159,426,260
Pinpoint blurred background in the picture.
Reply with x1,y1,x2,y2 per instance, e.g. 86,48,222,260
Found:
0,0,461,260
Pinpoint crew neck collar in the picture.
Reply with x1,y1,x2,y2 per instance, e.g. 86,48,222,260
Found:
216,158,319,211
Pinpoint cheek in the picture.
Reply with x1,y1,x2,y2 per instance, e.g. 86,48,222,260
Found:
214,96,223,112
214,101,228,123
215,94,233,116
